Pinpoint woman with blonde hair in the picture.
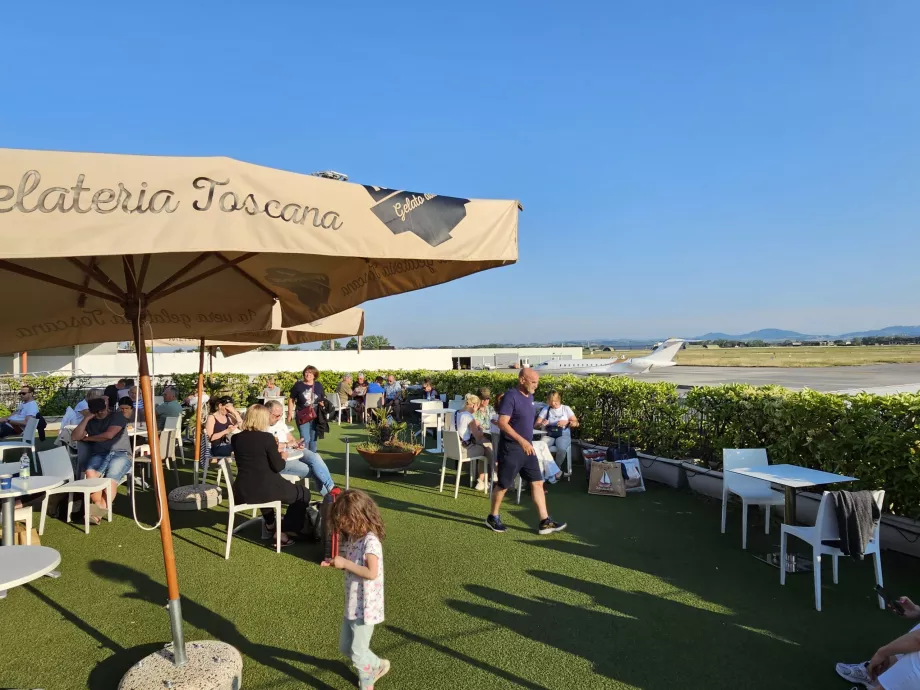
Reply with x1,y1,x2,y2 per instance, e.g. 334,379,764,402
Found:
535,390,579,477
453,393,493,491
231,403,311,546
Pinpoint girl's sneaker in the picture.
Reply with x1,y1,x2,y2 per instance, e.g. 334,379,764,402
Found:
374,659,391,684
835,661,872,687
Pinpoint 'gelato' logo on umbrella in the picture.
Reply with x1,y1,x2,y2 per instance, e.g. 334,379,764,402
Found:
264,268,330,310
363,186,468,247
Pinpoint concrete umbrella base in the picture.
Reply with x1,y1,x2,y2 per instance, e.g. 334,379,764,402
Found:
119,641,242,689
167,484,223,511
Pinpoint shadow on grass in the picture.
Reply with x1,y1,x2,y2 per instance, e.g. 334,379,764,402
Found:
447,576,795,690
87,560,353,689
364,491,532,534
387,625,552,690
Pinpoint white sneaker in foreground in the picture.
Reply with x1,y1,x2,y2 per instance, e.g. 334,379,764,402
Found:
836,661,872,688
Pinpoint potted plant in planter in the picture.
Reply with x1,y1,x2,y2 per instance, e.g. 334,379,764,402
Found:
357,408,423,476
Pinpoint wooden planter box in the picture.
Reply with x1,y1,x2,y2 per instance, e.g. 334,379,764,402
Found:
637,453,688,489
680,462,724,499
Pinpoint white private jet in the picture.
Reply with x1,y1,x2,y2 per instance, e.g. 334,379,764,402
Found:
532,339,686,376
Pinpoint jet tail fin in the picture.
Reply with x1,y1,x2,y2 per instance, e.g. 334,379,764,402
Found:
644,338,684,363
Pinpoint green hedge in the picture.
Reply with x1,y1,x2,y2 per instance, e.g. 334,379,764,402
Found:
52,368,920,519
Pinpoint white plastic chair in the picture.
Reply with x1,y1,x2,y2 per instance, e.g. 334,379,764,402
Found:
439,393,447,403
448,400,464,411
0,505,34,544
721,449,785,549
780,489,885,611
439,431,486,499
331,395,352,424
419,401,442,449
166,416,186,465
37,446,112,535
0,417,40,469
363,393,383,423
218,458,281,559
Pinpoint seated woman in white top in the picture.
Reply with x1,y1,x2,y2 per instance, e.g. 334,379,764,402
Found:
535,390,579,475
453,393,493,491
262,376,282,399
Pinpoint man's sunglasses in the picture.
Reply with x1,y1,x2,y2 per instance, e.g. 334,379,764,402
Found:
18,391,28,396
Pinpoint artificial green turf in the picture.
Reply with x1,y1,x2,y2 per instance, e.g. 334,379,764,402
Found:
1,424,915,689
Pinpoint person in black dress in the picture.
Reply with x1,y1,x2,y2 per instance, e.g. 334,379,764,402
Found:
202,396,243,471
232,404,311,546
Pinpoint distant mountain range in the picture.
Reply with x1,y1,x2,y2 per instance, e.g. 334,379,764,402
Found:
691,326,920,342
583,326,920,346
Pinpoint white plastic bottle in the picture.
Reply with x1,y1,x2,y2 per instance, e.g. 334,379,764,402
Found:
19,451,30,479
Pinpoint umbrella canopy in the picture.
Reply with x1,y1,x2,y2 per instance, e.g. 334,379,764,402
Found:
0,147,519,666
0,147,517,353
153,305,365,356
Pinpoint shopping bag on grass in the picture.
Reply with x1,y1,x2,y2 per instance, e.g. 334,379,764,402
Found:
588,460,626,497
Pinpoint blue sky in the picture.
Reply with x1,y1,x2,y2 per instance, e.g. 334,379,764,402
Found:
3,2,919,346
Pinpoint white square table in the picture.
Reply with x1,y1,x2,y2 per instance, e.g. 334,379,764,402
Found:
415,408,455,453
728,464,856,572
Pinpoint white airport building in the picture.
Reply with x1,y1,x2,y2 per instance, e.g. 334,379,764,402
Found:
1,344,583,378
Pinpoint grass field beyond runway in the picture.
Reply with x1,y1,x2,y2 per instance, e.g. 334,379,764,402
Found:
0,425,913,689
586,345,920,367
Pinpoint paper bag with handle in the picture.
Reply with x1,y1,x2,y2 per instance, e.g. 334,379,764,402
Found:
588,460,626,497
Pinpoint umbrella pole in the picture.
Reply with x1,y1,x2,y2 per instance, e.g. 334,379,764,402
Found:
193,339,205,485
132,314,187,667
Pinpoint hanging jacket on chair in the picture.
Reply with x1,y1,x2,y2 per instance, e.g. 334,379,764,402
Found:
315,403,330,440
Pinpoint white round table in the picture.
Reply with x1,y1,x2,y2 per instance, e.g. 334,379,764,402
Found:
0,476,66,546
0,545,61,598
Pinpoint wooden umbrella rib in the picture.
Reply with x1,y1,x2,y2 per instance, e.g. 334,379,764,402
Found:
76,257,97,308
147,253,213,300
0,260,122,303
67,258,127,300
137,254,151,292
149,253,258,303
214,252,276,299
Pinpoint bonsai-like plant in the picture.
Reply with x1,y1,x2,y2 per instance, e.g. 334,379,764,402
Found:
358,407,422,454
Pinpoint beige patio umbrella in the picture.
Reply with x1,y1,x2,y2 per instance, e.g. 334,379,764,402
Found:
153,305,365,470
0,147,518,671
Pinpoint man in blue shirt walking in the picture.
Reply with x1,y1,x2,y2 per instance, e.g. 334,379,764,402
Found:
487,368,567,535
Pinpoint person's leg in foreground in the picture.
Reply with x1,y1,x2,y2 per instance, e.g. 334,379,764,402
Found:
298,420,317,453
339,619,387,689
838,620,920,689
83,454,110,511
301,448,334,495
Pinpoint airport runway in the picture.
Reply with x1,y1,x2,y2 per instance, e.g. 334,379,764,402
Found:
628,364,920,392
496,363,920,392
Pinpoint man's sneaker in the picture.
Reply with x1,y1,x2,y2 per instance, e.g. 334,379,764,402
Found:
475,479,486,492
538,517,567,535
374,659,391,683
835,661,872,687
486,515,507,533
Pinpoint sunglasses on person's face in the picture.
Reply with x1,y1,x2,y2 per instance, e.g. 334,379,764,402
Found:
18,391,28,396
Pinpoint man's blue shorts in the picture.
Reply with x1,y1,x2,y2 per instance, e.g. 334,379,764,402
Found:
497,440,542,490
